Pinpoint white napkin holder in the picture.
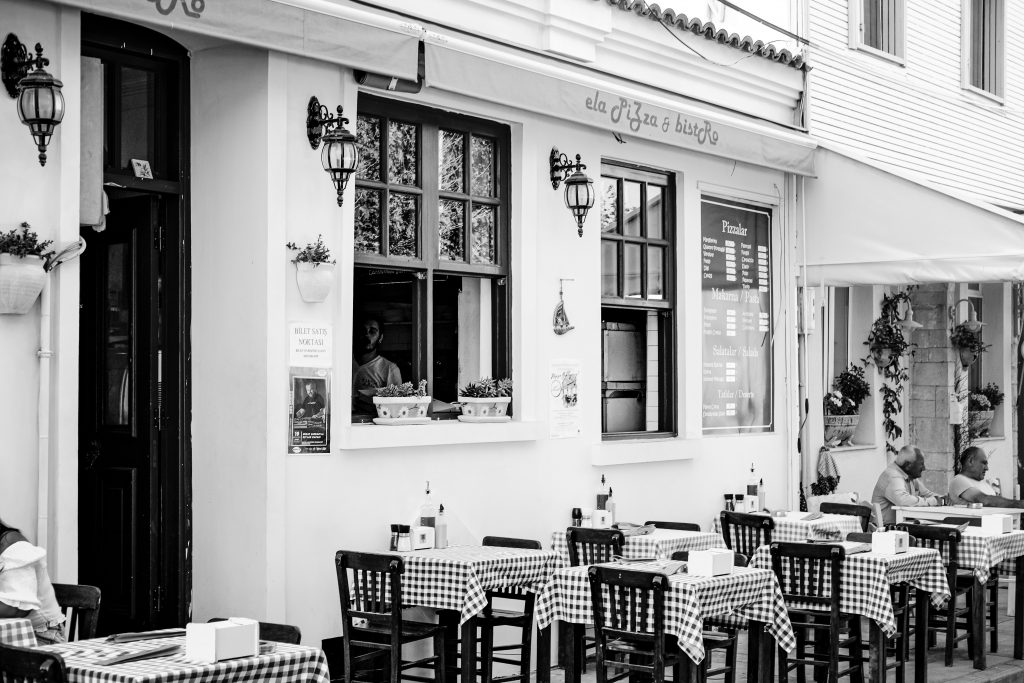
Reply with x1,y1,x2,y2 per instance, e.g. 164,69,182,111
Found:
687,548,733,576
185,618,258,663
871,530,909,555
592,510,612,528
412,526,435,550
982,514,1013,534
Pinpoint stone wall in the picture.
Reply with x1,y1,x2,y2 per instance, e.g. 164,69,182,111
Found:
908,284,954,494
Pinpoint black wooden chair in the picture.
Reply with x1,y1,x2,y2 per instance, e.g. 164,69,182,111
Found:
719,511,774,564
670,551,744,683
0,643,67,682
474,536,542,683
335,551,447,683
587,565,685,683
52,583,101,641
943,516,999,652
820,502,872,533
769,542,865,682
895,523,974,666
208,618,301,644
564,528,625,672
643,521,701,532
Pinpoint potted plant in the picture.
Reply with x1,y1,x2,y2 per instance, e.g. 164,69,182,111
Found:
822,364,870,446
950,322,989,368
865,318,910,370
287,234,335,303
968,383,1002,438
0,222,53,314
372,380,430,422
457,377,513,422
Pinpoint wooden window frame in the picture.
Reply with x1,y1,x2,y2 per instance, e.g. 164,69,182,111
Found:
849,0,906,64
961,0,1005,102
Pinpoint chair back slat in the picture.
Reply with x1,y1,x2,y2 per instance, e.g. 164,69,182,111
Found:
52,583,101,642
565,528,624,567
819,502,872,532
719,511,774,560
335,551,404,637
770,541,845,613
643,521,701,532
0,643,67,683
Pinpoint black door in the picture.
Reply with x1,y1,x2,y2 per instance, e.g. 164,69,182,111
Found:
79,14,190,634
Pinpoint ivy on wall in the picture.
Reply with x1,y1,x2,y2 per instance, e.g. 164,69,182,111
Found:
863,289,917,456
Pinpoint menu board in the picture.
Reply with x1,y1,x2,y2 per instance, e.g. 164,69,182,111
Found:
701,197,773,433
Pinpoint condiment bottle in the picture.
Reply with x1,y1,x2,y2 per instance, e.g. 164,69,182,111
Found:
606,487,616,525
571,507,583,527
396,525,412,551
724,494,734,512
746,464,758,510
435,504,448,548
758,478,766,511
596,474,609,510
419,481,437,527
389,524,399,551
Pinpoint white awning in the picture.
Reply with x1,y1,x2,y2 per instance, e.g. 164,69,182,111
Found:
803,145,1024,285
54,0,422,79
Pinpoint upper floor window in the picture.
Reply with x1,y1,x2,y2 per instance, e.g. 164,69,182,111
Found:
351,96,510,422
963,0,1004,98
850,0,905,62
600,162,675,438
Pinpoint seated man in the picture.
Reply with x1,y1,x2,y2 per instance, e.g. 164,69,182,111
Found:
871,444,946,525
949,446,1024,507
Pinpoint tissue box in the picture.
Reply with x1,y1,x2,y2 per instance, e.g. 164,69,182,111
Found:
412,526,435,549
592,510,612,528
687,548,733,576
872,530,909,555
185,618,258,663
982,514,1013,534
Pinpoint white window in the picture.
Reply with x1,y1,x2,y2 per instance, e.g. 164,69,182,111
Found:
849,0,905,62
962,0,1004,99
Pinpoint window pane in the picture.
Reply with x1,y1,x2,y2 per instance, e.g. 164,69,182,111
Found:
471,135,495,197
624,243,642,297
352,268,415,421
356,115,382,181
439,199,465,261
104,242,132,427
602,241,618,297
118,67,157,175
439,130,464,193
471,205,496,264
601,177,618,234
434,275,493,404
623,181,642,236
388,193,417,257
646,186,663,239
601,308,668,434
647,246,664,299
388,121,418,186
354,188,382,254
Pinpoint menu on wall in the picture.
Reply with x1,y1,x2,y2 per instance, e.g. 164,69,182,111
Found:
701,197,773,433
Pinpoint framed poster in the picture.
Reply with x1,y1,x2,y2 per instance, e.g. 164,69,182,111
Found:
288,323,332,453
700,197,773,433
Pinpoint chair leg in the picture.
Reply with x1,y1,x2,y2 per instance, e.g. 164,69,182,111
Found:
725,634,738,683
520,621,534,683
945,597,956,667
391,644,403,683
480,623,493,683
849,618,864,683
435,632,448,683
793,627,805,683
778,645,789,683
990,582,999,653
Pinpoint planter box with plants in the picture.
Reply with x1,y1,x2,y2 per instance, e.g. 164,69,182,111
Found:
0,222,53,314
372,380,430,425
950,322,989,368
823,364,870,447
967,383,1003,438
287,234,335,303
457,377,512,423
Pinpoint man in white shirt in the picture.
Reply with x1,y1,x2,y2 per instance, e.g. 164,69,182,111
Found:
949,446,1024,507
871,445,946,525
352,317,402,413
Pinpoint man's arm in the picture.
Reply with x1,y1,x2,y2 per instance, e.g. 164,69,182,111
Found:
0,601,29,617
958,487,1024,508
884,477,943,508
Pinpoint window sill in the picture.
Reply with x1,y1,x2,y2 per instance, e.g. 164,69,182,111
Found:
961,84,1005,106
852,44,905,67
828,443,877,454
337,420,541,450
971,435,1005,444
591,437,695,466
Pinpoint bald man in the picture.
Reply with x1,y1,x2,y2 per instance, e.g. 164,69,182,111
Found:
871,445,946,525
949,447,1024,508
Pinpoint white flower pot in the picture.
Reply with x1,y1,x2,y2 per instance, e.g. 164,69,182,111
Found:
823,414,860,447
458,396,512,418
372,395,430,419
294,262,335,303
968,410,995,438
0,254,46,314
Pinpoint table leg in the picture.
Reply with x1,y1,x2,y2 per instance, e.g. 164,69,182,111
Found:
557,621,569,668
536,625,551,683
462,619,477,683
869,619,886,683
914,589,929,683
563,623,584,683
971,577,986,670
747,621,774,683
439,610,460,683
1016,556,1024,660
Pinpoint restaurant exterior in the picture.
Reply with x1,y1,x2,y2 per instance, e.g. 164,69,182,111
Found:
0,0,819,642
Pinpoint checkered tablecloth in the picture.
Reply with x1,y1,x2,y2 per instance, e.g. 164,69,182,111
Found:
714,512,863,543
942,529,1024,583
400,545,561,624
749,546,950,638
38,637,330,683
534,564,796,665
0,618,38,647
551,528,725,564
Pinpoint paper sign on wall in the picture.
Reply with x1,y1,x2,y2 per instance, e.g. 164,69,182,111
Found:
549,360,581,439
288,322,332,454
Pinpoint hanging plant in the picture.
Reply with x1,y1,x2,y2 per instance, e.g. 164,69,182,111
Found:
862,289,916,455
949,322,989,367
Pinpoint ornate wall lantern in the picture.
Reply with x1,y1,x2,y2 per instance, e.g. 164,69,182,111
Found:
2,34,65,167
549,147,594,237
307,96,359,206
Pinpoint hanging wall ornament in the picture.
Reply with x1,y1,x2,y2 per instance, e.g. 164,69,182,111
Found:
553,278,574,335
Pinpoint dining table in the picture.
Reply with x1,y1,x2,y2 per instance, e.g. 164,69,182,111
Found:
749,544,950,683
893,505,1023,527
533,562,796,683
38,635,330,683
0,617,38,647
714,511,864,543
551,527,725,563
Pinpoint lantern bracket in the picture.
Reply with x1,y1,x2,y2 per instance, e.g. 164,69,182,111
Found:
2,34,49,99
306,95,349,150
549,146,586,190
